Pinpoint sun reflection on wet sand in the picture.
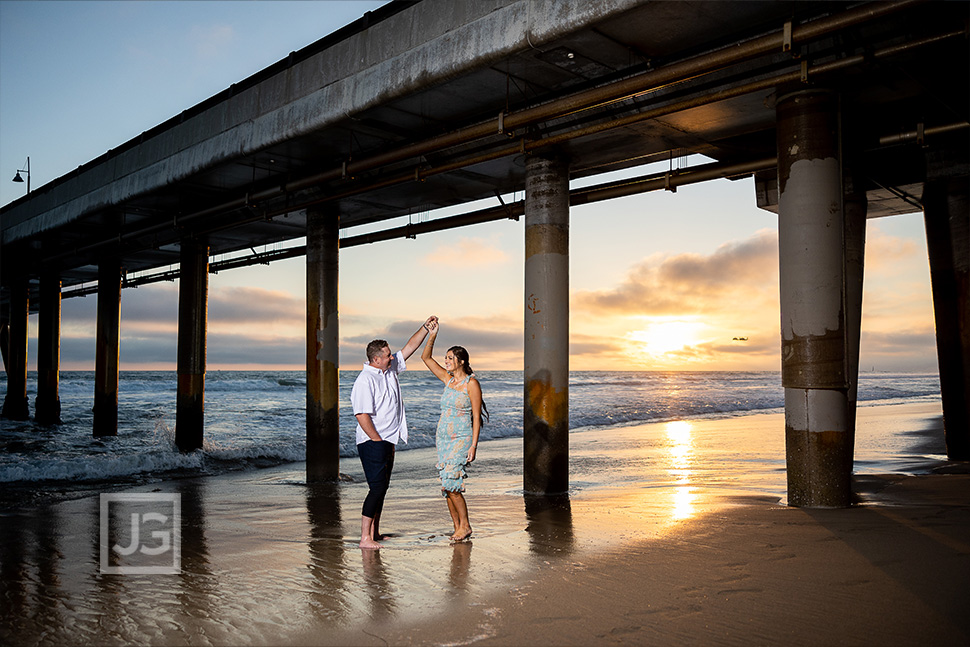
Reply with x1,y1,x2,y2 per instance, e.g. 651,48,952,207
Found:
665,420,696,520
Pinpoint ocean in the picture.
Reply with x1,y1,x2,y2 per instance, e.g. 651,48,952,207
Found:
0,370,942,499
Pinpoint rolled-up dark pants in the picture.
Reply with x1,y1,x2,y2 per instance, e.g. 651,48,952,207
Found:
358,439,395,519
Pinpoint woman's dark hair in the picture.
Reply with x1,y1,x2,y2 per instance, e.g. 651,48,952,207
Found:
448,345,473,375
449,345,489,423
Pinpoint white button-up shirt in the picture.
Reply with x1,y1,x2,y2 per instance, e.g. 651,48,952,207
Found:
351,350,409,445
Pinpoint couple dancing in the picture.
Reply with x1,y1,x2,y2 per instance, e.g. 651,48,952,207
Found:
351,316,486,550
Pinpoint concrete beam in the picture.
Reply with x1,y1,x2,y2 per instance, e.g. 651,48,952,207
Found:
306,206,340,482
843,163,867,459
523,153,570,496
94,261,122,436
176,239,209,452
776,89,852,508
923,177,969,459
35,273,63,425
1,279,30,421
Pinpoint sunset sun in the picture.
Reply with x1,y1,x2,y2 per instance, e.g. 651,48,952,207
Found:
629,320,706,357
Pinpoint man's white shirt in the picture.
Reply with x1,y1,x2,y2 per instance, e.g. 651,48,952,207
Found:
350,350,409,445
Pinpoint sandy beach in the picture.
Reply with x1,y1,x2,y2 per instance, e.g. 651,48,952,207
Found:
2,401,968,646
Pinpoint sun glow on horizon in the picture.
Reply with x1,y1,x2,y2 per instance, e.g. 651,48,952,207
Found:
629,319,708,357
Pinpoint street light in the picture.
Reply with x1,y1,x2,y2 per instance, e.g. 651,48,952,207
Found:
12,156,30,194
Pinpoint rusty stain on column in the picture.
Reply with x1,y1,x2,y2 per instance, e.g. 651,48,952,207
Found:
94,260,122,436
523,153,570,495
777,89,852,507
35,272,63,425
923,177,969,459
306,205,340,482
176,238,209,452
1,278,30,420
842,163,867,466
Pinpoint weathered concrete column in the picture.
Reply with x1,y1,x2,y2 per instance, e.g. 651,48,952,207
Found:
1,279,30,420
777,89,851,508
843,164,868,461
35,273,63,425
923,177,969,460
176,239,209,452
94,261,122,436
523,153,570,495
306,206,340,482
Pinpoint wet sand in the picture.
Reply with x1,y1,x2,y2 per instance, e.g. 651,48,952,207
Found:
2,401,968,645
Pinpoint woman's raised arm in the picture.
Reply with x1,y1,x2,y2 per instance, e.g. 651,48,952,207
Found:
421,320,449,383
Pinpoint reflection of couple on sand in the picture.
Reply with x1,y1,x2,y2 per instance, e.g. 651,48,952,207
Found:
351,316,487,550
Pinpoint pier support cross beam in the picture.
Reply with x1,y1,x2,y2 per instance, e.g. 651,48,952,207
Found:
94,260,122,437
923,177,970,459
1,278,30,420
35,273,63,425
306,205,340,482
776,89,853,508
523,153,570,496
176,238,209,452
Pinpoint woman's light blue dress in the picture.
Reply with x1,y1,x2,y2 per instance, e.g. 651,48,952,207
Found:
436,374,473,494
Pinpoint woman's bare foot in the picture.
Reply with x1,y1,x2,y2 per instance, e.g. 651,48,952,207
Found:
359,537,381,550
450,526,472,542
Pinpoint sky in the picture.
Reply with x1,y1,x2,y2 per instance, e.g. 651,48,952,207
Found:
0,1,940,373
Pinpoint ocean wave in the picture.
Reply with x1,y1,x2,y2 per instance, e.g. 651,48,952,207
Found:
0,450,206,483
0,370,941,488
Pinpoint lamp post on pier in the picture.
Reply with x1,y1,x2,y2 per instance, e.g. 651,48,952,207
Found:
12,157,30,194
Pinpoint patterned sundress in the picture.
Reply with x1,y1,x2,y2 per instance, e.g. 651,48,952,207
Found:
436,374,474,495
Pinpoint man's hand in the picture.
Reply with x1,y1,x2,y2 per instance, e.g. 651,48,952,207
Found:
355,413,382,442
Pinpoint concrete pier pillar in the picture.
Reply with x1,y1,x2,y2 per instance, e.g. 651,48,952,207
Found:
523,153,570,495
306,206,340,482
94,261,122,436
843,165,867,461
776,89,852,508
923,177,969,459
1,279,30,420
35,273,63,425
176,239,209,452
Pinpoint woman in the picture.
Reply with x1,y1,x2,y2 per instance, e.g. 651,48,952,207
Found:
421,319,485,542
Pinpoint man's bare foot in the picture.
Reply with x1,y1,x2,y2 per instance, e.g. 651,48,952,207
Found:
359,537,381,550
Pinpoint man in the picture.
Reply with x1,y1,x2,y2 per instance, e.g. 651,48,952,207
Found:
351,316,436,549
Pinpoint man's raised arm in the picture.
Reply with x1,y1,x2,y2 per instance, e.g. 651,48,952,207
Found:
400,316,437,360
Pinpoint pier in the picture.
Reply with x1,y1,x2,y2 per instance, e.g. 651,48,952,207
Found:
2,0,967,506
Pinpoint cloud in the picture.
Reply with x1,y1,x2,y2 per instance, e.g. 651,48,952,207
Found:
209,286,304,324
61,283,304,327
574,228,778,317
860,328,937,353
420,237,509,267
55,284,306,367
864,226,921,272
569,338,624,357
60,284,176,323
207,334,303,366
346,317,520,355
